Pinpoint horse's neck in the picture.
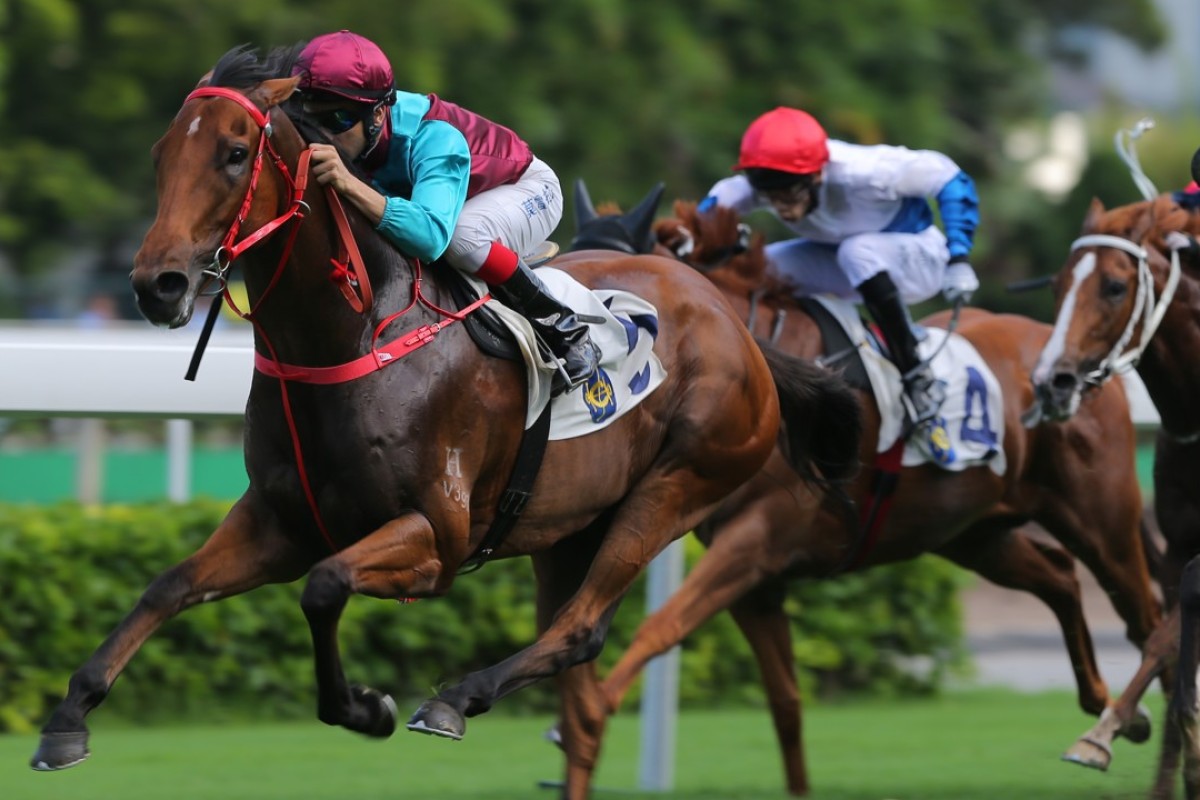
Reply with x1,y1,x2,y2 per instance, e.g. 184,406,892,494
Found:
241,167,435,366
1137,271,1200,436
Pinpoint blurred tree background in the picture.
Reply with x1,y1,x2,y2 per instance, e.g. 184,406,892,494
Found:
0,0,1191,321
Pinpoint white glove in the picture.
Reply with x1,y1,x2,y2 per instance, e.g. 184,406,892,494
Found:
942,261,979,305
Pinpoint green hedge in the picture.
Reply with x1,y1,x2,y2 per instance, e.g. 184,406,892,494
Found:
0,501,967,732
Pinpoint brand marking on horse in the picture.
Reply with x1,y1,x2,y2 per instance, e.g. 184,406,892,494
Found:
445,447,463,478
441,480,469,508
442,448,469,507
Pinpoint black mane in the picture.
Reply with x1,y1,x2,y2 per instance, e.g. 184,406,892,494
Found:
209,43,302,88
206,43,334,149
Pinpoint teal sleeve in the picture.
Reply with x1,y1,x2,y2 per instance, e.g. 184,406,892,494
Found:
375,121,470,261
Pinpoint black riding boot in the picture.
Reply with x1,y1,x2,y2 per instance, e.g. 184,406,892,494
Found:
491,259,601,394
857,272,944,425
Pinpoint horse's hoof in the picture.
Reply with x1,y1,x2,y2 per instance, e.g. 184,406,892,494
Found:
1062,737,1113,771
349,684,397,739
30,731,91,771
1121,703,1153,744
406,699,465,740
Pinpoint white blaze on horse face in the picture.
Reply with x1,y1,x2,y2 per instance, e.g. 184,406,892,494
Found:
187,115,202,137
1032,252,1097,385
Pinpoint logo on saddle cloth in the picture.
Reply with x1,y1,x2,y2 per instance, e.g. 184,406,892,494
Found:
583,368,617,423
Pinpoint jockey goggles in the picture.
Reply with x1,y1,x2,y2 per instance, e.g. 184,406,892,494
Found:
308,106,363,135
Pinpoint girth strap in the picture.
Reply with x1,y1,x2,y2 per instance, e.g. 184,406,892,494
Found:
459,403,553,573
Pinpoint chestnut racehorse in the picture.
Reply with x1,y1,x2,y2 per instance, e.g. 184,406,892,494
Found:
552,191,1162,797
1030,191,1200,798
28,46,864,788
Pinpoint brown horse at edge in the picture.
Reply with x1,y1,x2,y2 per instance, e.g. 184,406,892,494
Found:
1030,192,1200,799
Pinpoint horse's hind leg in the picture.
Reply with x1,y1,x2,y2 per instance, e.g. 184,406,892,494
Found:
728,578,809,797
298,512,445,739
31,494,311,771
408,469,750,740
599,462,824,714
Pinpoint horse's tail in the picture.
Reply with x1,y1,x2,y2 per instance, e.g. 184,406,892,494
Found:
757,338,863,489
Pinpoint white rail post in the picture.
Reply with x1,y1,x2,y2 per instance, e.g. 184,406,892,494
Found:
637,537,685,791
165,419,193,502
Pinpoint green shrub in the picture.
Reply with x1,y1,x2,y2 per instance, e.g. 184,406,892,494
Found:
0,501,966,732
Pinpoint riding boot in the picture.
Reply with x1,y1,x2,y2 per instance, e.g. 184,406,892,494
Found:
490,259,601,394
857,272,948,438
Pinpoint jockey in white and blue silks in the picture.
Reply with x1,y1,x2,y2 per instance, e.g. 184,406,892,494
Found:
701,106,980,458
292,29,598,393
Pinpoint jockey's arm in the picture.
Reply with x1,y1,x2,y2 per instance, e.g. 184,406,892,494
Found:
372,122,471,262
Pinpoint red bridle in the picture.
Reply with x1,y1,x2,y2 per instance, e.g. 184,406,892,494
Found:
183,86,375,316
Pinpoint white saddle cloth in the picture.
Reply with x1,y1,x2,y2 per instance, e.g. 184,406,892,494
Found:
470,267,667,441
811,296,1006,475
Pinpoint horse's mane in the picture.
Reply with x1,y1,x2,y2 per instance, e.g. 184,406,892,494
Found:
205,43,337,149
209,43,303,90
656,200,797,304
1087,194,1200,277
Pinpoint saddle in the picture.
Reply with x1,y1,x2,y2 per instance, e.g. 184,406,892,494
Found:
441,242,561,362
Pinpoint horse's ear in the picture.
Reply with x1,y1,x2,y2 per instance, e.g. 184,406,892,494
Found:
195,70,214,89
574,178,598,227
1081,197,1105,233
626,182,665,248
249,76,301,110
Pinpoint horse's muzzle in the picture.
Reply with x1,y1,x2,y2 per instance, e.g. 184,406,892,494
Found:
1031,370,1083,423
131,267,195,328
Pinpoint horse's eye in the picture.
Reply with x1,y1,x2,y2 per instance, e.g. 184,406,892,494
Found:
227,146,249,166
1101,276,1127,302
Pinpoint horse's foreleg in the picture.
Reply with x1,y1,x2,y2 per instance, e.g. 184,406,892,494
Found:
601,471,820,714
31,495,309,771
1064,607,1179,774
728,580,809,797
299,511,442,739
938,526,1137,772
943,527,1109,716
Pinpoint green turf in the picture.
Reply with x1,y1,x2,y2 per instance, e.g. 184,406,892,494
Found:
0,690,1171,799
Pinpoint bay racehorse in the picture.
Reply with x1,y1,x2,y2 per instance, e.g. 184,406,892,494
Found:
552,189,1162,797
1029,190,1200,798
28,45,864,784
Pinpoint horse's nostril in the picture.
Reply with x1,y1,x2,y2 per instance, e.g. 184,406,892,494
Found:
1051,372,1078,392
153,271,190,303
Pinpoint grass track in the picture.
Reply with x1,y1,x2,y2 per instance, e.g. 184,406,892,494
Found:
1,690,1169,799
